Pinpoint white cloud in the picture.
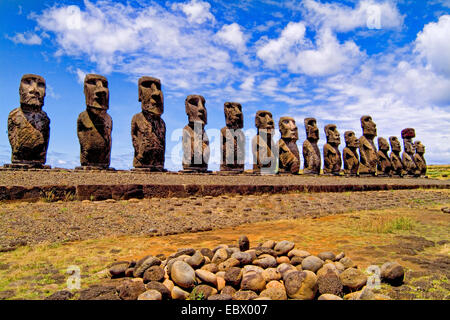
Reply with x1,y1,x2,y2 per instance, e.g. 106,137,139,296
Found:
302,0,404,32
7,32,42,45
415,15,450,77
75,68,87,85
32,0,239,90
171,0,215,24
215,23,247,52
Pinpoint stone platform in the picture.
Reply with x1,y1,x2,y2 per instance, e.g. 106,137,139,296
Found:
0,169,448,201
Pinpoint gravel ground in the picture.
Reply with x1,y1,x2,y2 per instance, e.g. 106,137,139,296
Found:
0,189,448,251
0,169,448,187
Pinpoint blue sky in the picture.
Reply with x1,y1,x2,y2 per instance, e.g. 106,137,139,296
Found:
1,0,449,170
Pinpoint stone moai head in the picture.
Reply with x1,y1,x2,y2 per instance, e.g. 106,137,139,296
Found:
325,124,340,146
304,118,319,141
414,141,425,155
389,136,401,153
84,74,109,111
185,95,207,125
344,131,359,148
19,74,46,110
224,102,243,129
279,117,298,140
139,76,163,116
401,128,415,154
255,110,274,133
361,115,377,137
378,137,390,152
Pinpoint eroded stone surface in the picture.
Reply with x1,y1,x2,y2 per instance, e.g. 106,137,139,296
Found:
252,111,276,174
302,118,321,175
277,117,300,174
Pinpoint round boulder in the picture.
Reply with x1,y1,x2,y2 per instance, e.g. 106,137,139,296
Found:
240,271,266,292
137,289,162,300
339,268,367,291
318,251,336,261
238,235,250,252
317,269,344,296
380,262,405,286
143,266,165,283
284,270,318,300
224,267,243,287
274,240,295,256
195,269,217,287
301,255,324,273
170,261,196,289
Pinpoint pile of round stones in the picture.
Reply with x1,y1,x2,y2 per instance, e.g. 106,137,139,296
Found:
108,236,405,300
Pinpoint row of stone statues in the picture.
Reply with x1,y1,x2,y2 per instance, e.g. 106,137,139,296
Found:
5,74,427,177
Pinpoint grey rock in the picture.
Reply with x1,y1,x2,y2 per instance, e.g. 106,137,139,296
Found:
301,255,324,273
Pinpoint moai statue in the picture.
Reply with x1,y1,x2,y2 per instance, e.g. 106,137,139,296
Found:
77,74,113,170
323,124,342,175
252,111,277,174
182,95,210,172
6,74,50,169
413,141,427,177
401,128,418,177
277,117,300,174
377,137,392,177
302,118,321,175
343,131,359,176
389,136,404,177
220,102,245,173
358,115,378,176
131,76,166,171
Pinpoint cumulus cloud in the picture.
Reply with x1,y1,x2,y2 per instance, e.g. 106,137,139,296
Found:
32,0,239,90
415,15,450,77
302,0,404,32
257,23,364,76
6,31,42,45
215,23,247,52
171,0,215,24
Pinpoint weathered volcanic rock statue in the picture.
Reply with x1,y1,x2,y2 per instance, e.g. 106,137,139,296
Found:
302,118,321,175
358,115,378,176
343,131,359,176
389,136,404,177
401,128,418,177
131,77,166,171
220,102,245,173
182,95,210,172
377,137,392,176
77,74,113,170
323,124,342,175
277,117,300,174
6,74,50,169
252,111,277,174
413,141,427,177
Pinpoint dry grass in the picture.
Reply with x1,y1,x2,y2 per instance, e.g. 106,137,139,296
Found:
427,165,450,180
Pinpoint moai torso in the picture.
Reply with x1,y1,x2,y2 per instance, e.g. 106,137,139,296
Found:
323,124,341,175
182,95,209,172
413,141,427,176
277,117,300,174
302,118,321,174
358,115,378,175
343,131,359,176
401,128,418,176
377,137,392,176
77,74,112,168
389,136,404,176
252,111,276,174
8,74,50,166
221,102,245,172
131,77,166,171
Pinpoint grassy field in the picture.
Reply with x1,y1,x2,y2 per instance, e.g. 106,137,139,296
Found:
0,189,448,300
427,165,450,180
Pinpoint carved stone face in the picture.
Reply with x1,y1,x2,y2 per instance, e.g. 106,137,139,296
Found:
414,141,425,154
185,95,207,124
139,76,163,116
255,110,274,132
404,140,415,154
345,131,359,148
279,117,298,140
224,102,243,129
304,118,319,141
378,137,389,152
19,74,46,108
361,115,377,137
325,124,340,146
389,136,401,152
84,74,109,110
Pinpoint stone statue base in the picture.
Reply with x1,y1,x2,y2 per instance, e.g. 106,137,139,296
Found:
322,172,342,177
75,166,116,171
131,167,167,173
277,170,300,175
178,169,212,174
217,170,244,175
3,163,51,170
